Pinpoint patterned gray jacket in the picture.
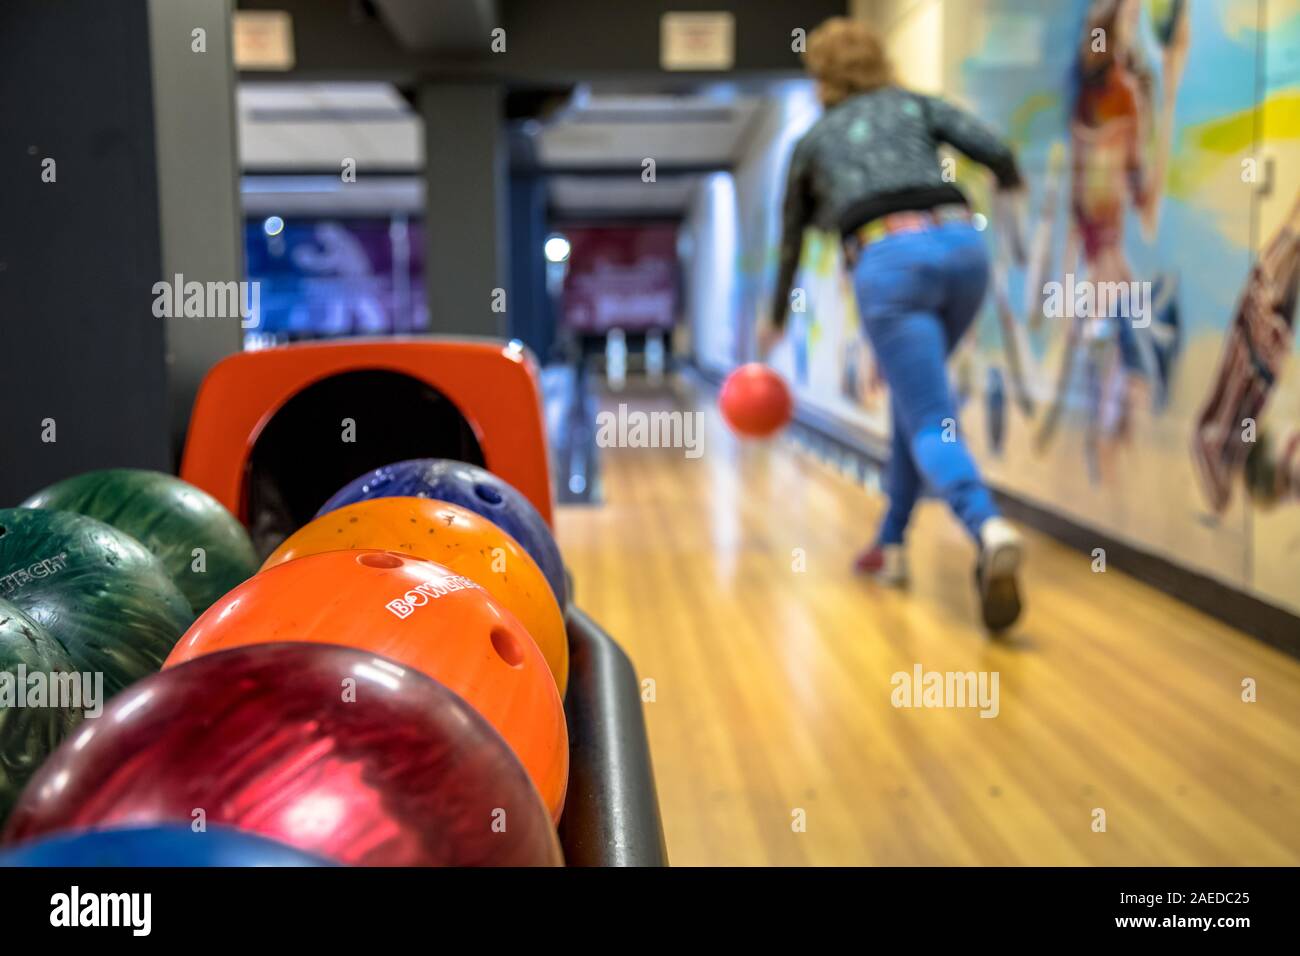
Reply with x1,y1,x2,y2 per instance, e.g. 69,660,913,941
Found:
773,85,1021,329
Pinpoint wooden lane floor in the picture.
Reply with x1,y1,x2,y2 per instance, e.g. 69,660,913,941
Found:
554,383,1300,866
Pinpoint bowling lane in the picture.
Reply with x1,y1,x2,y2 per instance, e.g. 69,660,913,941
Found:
555,380,1300,866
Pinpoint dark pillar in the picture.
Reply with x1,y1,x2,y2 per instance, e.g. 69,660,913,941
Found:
0,0,170,503
0,0,243,504
148,0,245,458
419,82,507,337
508,173,557,362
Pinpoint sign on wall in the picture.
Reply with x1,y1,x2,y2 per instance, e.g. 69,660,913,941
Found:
234,10,295,71
660,12,735,71
561,225,680,334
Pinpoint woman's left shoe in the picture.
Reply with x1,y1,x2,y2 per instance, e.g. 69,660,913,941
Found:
854,543,908,586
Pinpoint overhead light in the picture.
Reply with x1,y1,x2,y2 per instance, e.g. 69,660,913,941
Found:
544,234,571,263
263,215,285,236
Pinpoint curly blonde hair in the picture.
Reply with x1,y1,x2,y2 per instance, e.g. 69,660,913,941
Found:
804,17,893,107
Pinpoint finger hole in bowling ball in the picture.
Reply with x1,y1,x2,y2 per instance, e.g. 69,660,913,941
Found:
473,483,504,506
357,552,403,569
490,627,525,668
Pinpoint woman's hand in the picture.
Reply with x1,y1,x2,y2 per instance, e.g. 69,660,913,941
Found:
756,319,784,361
993,187,1029,267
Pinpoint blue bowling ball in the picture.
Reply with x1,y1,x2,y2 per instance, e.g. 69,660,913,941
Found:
0,824,334,867
318,458,568,608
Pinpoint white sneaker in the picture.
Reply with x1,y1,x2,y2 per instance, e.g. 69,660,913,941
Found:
976,517,1023,631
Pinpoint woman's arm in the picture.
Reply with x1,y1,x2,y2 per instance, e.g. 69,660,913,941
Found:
922,94,1023,191
770,141,813,333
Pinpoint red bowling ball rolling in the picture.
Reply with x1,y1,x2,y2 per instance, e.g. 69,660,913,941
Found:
719,364,793,439
1,643,562,867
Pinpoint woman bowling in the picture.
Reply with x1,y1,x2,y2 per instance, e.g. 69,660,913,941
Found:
763,17,1026,630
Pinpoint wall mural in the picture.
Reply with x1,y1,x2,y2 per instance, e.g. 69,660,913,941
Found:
243,217,427,342
761,0,1300,613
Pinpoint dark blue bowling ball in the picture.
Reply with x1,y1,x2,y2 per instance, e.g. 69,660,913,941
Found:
317,459,567,608
0,824,334,867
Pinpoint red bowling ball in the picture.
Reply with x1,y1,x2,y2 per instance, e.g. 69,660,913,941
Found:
719,363,793,439
1,643,562,867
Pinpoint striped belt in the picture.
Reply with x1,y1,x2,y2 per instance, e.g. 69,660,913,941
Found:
843,203,971,267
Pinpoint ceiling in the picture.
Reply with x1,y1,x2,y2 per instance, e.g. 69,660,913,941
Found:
237,81,766,217
533,90,761,169
239,82,420,171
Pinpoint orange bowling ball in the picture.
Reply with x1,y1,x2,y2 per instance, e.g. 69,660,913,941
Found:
262,497,568,694
719,363,793,438
164,549,568,820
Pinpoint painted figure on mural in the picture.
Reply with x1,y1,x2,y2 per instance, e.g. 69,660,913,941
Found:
1035,0,1190,481
1196,191,1300,512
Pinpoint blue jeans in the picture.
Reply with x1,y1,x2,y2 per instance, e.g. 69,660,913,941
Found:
853,221,999,545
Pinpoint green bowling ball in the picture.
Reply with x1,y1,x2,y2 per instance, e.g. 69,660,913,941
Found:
0,599,83,822
0,508,192,698
21,469,257,614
